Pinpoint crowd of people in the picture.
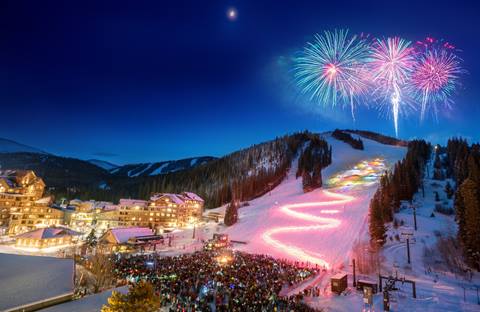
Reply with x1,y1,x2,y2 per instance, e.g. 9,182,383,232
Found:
113,250,322,311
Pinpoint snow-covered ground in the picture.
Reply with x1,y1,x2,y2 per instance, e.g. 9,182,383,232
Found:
0,253,73,311
39,287,128,312
221,135,406,270
307,149,480,311
366,155,480,311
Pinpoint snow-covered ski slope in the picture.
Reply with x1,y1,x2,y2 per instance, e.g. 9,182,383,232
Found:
223,134,406,269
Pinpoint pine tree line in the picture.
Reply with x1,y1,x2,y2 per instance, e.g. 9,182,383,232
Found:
445,138,480,269
344,130,409,147
369,140,431,246
296,133,332,192
331,129,364,150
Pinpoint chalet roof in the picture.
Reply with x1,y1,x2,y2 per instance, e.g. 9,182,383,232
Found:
0,177,15,187
103,204,119,211
16,227,81,240
150,192,203,204
150,193,185,204
182,192,204,202
35,196,53,205
0,170,43,188
0,169,22,178
118,199,147,207
106,227,153,244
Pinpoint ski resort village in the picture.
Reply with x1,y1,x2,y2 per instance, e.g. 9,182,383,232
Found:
0,130,479,311
2,1,479,311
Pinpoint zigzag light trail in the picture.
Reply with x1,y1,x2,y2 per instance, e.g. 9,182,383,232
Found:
262,190,355,269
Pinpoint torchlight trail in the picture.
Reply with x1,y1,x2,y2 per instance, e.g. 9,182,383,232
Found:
262,190,355,269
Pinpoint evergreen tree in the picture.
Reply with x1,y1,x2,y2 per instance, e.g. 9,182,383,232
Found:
102,281,160,312
302,172,312,192
369,194,386,246
85,229,97,249
224,196,238,226
445,181,454,199
459,178,480,268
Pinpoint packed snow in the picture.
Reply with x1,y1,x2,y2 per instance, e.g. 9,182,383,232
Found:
130,163,154,177
0,253,73,311
150,162,170,175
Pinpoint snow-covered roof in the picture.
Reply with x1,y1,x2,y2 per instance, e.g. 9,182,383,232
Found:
16,227,80,240
119,198,147,207
107,227,153,244
92,201,114,209
0,177,15,187
103,204,119,211
0,253,73,311
150,193,185,204
150,192,203,204
182,192,204,202
331,272,347,279
35,196,52,205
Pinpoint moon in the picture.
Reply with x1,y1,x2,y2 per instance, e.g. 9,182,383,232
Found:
227,7,237,21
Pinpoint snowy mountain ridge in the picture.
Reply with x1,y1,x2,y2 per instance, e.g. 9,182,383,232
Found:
0,137,48,154
109,156,217,177
87,159,119,170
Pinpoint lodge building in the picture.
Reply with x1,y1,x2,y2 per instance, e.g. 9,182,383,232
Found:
0,169,204,237
8,197,64,235
0,170,65,236
70,192,204,234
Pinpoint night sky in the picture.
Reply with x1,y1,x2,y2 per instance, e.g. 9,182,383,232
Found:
1,0,479,164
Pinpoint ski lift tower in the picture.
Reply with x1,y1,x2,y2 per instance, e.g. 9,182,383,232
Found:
401,231,414,265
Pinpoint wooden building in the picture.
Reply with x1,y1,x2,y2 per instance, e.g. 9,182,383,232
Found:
15,227,80,249
99,227,153,252
8,197,64,235
0,170,46,230
331,273,348,294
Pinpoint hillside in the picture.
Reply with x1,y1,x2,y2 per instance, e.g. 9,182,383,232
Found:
0,138,47,154
134,132,323,208
220,133,407,267
0,153,109,189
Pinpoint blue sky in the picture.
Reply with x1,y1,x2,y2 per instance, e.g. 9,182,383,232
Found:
0,0,478,164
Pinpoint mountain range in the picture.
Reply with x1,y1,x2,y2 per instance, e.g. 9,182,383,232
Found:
0,131,407,206
0,137,217,178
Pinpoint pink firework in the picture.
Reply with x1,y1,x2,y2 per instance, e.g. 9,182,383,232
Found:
369,37,417,136
411,40,464,120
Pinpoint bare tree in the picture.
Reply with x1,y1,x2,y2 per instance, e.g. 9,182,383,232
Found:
89,253,115,293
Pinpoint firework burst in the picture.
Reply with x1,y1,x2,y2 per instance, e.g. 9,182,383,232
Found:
369,37,416,136
294,32,465,136
411,39,464,120
294,29,371,120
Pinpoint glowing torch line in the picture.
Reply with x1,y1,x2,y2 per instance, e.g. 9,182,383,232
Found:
262,190,355,269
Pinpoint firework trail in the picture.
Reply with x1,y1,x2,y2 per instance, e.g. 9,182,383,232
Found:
369,37,416,136
412,38,464,120
294,29,371,120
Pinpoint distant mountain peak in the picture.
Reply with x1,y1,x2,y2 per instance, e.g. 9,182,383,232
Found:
87,159,119,170
0,137,48,154
110,156,217,177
